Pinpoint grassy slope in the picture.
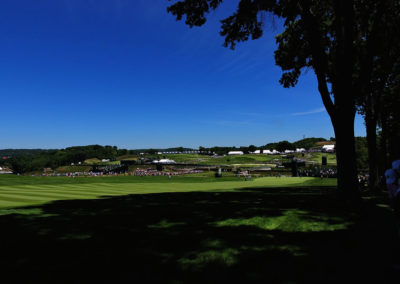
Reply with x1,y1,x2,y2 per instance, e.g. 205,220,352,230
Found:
295,152,337,165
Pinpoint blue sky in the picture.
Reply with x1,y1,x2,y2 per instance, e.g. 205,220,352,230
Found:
0,0,365,149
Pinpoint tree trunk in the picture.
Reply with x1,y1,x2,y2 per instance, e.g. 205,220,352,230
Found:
332,109,359,201
380,114,389,170
365,109,379,191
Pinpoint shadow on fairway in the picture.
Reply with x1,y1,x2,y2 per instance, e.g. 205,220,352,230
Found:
0,187,398,284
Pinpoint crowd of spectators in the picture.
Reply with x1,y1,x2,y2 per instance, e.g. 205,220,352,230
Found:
132,168,203,176
34,168,203,177
298,168,337,178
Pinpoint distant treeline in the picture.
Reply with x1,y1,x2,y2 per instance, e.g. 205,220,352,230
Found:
0,149,57,157
199,137,333,155
0,145,127,174
0,137,367,174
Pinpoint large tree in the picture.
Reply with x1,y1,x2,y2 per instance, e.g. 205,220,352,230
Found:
167,0,398,199
355,1,400,191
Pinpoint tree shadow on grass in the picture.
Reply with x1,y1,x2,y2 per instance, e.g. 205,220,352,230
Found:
0,187,398,283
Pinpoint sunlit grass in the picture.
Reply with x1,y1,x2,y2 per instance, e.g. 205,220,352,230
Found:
0,176,336,210
216,209,352,232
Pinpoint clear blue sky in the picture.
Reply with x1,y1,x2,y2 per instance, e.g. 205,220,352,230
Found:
0,0,365,149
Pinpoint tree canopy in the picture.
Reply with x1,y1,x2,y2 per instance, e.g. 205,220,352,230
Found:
168,0,400,198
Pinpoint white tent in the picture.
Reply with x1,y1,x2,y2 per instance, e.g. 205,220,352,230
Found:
284,150,294,153
322,145,335,152
228,151,244,155
253,150,261,154
263,150,272,154
158,159,176,164
296,148,306,152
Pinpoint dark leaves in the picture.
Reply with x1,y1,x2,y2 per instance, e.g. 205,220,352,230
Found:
167,0,223,27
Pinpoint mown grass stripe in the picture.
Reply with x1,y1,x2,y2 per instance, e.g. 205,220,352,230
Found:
0,188,112,195
0,177,338,210
0,187,104,195
0,191,101,200
0,194,60,203
0,187,138,204
0,199,32,207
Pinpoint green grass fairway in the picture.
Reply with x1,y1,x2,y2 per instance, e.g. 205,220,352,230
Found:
0,175,398,283
298,152,337,165
0,176,336,210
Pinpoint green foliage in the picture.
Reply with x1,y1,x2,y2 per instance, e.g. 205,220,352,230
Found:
3,138,336,174
248,145,257,152
0,149,57,157
355,137,368,169
5,145,126,173
168,0,400,193
293,138,327,150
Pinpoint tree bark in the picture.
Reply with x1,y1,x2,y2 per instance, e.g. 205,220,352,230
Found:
380,115,388,170
301,0,360,201
331,108,359,201
365,104,379,191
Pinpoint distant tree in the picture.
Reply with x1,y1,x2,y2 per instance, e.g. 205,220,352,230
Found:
275,141,295,153
239,146,249,154
264,142,278,151
118,149,128,156
147,149,158,155
248,145,257,153
9,156,33,174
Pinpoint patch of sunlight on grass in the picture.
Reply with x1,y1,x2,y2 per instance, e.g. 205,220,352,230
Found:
147,219,186,229
178,248,240,271
215,209,353,232
376,203,390,209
